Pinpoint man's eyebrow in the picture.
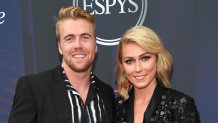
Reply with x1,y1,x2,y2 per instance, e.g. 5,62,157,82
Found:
81,33,92,37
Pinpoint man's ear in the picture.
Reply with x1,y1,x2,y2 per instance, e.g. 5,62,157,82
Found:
58,41,63,55
95,45,98,53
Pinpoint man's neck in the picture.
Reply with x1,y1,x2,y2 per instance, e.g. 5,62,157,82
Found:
62,64,91,103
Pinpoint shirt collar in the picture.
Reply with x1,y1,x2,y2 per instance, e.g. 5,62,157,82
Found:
61,65,98,104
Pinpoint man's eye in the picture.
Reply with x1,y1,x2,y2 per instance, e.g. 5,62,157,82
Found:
66,38,72,41
84,36,89,39
64,37,73,43
82,35,90,40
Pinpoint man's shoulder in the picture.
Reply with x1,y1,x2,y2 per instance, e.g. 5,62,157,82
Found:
93,76,115,99
94,76,113,90
19,66,61,84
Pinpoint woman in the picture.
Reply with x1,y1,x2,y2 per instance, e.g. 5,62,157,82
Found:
115,26,200,123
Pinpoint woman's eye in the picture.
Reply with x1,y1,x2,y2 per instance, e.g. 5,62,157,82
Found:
124,60,133,64
142,56,150,61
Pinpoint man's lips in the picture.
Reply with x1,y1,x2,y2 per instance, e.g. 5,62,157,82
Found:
73,54,86,58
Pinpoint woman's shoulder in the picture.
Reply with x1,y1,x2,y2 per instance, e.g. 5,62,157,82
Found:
156,86,200,122
115,96,128,122
115,96,126,104
115,96,127,112
161,87,195,104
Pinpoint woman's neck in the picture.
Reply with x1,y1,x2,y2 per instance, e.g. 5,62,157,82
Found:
133,81,157,123
134,81,157,102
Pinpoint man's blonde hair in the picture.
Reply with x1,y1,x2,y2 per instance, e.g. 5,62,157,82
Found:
55,6,96,40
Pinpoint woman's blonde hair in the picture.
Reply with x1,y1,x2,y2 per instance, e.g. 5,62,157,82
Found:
115,26,173,100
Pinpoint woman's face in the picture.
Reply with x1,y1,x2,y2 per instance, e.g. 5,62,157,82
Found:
121,42,157,89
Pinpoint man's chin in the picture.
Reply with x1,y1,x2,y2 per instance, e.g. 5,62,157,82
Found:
69,65,91,73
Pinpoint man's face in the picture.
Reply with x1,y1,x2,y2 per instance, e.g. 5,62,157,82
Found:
58,18,97,72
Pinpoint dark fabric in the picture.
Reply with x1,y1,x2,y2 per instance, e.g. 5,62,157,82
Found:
61,66,106,123
8,65,115,123
115,84,200,123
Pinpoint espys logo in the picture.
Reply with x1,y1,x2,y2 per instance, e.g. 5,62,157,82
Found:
0,12,5,24
72,0,147,46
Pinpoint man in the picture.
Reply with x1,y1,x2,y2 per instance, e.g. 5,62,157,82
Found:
8,6,115,123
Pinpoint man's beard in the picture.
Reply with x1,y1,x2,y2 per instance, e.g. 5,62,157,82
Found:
65,58,93,73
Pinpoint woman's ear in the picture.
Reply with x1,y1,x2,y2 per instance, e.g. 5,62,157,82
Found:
120,64,125,72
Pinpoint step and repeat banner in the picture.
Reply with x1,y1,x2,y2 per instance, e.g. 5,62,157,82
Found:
1,0,218,122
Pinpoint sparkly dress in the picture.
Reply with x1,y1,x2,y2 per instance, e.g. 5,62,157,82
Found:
115,84,200,123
